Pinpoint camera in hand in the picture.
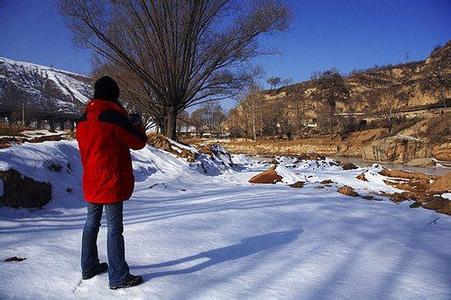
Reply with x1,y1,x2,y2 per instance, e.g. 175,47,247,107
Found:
128,113,143,126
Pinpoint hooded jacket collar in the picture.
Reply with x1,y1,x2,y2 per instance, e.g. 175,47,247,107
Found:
87,98,126,114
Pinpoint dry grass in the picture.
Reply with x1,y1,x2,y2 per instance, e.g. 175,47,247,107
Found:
0,124,25,137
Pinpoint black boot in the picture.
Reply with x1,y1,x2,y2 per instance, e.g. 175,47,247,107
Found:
110,274,143,290
82,262,108,280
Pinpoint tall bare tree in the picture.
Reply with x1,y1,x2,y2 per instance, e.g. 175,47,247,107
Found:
267,76,282,90
365,88,409,134
58,0,291,140
421,43,450,109
310,69,350,135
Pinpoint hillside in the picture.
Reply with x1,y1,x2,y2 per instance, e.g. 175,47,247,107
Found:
226,42,449,136
0,57,92,116
265,41,450,114
223,42,450,163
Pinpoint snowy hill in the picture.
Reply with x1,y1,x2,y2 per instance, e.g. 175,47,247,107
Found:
0,141,450,298
0,56,92,116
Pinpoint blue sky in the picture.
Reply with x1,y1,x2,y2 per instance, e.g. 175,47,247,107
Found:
0,0,449,109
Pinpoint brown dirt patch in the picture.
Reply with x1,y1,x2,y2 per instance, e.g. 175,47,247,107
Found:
249,166,283,184
320,179,334,184
379,168,434,180
432,143,451,161
338,185,359,197
289,181,305,188
296,153,326,161
28,133,71,143
428,172,451,193
341,162,359,170
423,196,451,215
388,178,431,193
356,172,368,181
199,146,214,156
383,192,411,203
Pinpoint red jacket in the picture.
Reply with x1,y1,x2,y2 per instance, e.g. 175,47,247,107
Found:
76,99,147,204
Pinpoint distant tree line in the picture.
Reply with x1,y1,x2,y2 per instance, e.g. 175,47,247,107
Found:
225,54,449,140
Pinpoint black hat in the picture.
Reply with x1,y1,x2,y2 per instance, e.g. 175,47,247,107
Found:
94,76,120,102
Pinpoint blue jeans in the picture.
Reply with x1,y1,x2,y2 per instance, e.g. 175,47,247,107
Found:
81,202,130,286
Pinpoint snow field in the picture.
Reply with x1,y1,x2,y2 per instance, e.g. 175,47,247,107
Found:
0,141,450,299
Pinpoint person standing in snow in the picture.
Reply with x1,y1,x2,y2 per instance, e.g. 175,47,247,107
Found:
76,76,147,289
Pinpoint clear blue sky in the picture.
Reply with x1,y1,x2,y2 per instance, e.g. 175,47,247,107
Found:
0,0,449,109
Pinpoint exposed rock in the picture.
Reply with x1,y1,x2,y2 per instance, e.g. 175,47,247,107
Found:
362,136,432,163
379,168,433,181
405,158,436,167
409,202,422,208
432,143,451,161
320,179,334,184
289,181,305,188
4,256,27,262
361,195,374,200
391,178,431,193
380,172,451,215
356,172,368,181
0,169,52,208
423,196,451,215
249,166,283,184
340,162,359,170
296,153,326,161
428,172,451,193
384,192,411,203
338,185,359,197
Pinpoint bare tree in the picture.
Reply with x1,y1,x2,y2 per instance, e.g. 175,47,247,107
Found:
203,101,226,136
421,43,450,109
243,83,263,140
59,0,291,140
176,110,190,134
190,107,207,137
267,76,282,90
282,78,293,86
310,69,350,135
366,88,409,134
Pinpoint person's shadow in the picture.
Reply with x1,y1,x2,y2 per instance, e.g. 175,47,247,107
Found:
137,228,303,280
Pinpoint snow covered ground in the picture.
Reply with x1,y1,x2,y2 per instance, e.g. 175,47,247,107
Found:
0,141,450,299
